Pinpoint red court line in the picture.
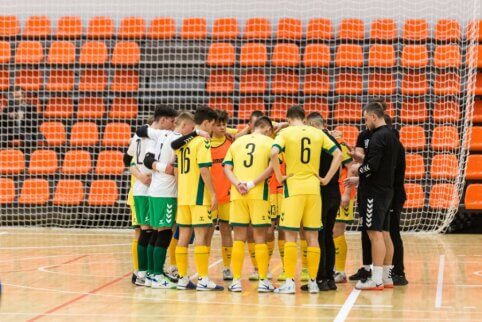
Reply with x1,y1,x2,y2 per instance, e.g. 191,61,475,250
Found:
27,271,131,322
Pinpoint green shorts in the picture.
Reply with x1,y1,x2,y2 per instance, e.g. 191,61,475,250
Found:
149,197,177,228
133,196,150,226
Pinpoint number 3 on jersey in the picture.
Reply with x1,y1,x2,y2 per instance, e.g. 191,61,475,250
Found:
244,143,256,168
180,147,190,174
300,137,311,164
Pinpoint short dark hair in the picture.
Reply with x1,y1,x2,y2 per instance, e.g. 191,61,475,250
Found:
306,111,324,127
286,105,305,120
215,110,229,124
366,98,387,111
154,105,178,121
194,106,218,125
250,110,265,119
254,116,273,130
363,100,385,118
383,113,392,127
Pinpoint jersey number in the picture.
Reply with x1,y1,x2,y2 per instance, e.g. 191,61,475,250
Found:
180,147,191,174
244,143,256,168
135,138,143,165
300,137,311,164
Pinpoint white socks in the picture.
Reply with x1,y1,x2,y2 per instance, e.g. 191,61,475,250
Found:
383,265,393,280
372,266,383,285
363,265,372,271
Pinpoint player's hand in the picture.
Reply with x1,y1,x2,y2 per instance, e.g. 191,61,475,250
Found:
236,182,248,195
317,175,329,186
210,195,218,212
165,163,175,175
340,194,350,208
348,149,363,163
196,129,211,140
225,132,235,142
344,177,359,187
138,173,152,186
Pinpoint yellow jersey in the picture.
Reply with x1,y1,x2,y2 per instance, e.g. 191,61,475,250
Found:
223,133,273,201
175,136,213,206
273,125,338,197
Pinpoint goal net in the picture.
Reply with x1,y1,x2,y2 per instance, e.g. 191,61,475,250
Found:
0,0,479,232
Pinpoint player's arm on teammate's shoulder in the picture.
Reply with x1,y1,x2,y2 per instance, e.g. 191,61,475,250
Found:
358,133,384,177
135,125,167,141
170,129,210,150
273,121,288,134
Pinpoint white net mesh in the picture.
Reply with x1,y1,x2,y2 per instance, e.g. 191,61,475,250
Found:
0,0,479,231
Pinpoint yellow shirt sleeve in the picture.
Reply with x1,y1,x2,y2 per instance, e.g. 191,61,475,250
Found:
222,144,234,166
340,143,353,165
227,127,238,135
321,131,339,155
196,138,213,168
273,131,285,152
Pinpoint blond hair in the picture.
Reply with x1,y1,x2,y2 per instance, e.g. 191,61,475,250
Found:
175,111,194,126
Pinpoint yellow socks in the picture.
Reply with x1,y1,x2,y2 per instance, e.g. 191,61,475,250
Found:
175,246,188,277
131,238,138,271
169,237,178,266
307,246,321,280
334,235,347,272
248,242,257,268
194,246,210,278
231,241,245,279
267,240,274,261
255,243,269,280
284,242,297,279
278,239,285,263
300,239,308,268
222,246,232,269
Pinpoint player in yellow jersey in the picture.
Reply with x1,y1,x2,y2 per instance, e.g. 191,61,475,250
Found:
173,106,223,291
223,116,275,292
271,105,343,294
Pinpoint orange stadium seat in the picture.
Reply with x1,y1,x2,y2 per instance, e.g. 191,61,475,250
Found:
77,97,106,119
53,179,84,206
434,72,460,95
473,100,482,123
306,18,333,40
118,16,146,39
368,44,396,68
434,99,460,123
244,18,271,39
46,70,75,92
271,71,300,95
0,149,25,174
208,97,234,117
429,184,457,209
23,16,51,38
303,44,330,67
272,43,300,67
79,41,108,65
206,70,235,94
0,41,11,63
79,69,107,92
335,44,364,67
15,41,43,64
368,72,396,95
0,16,20,37
468,20,482,42
240,43,267,67
465,184,482,210
148,17,176,39
466,155,482,180
207,43,236,67
0,178,15,204
238,97,266,120
212,18,239,40
0,69,10,90
70,122,99,147
431,154,458,179
402,19,429,41
476,74,482,96
28,149,58,175
18,179,49,205
111,41,140,65
401,72,428,95
334,98,362,123
102,122,131,147
469,127,482,151
47,41,76,65
270,97,298,121
88,179,118,206
40,121,66,146
181,18,207,39
434,45,461,68
434,19,461,42
401,45,428,68
334,126,359,147
240,70,266,94
477,45,482,68
405,154,425,179
400,125,426,150
111,70,139,92
303,71,330,95
336,72,363,95
56,16,83,38
400,98,428,123
431,126,459,150
303,97,330,119
109,97,138,120
62,150,92,175
276,18,302,40
404,183,425,209
338,18,364,40
95,150,125,175
370,19,397,41
43,97,74,118
87,16,114,38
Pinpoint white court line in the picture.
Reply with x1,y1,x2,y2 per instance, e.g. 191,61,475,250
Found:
333,289,361,322
435,255,445,309
303,304,392,308
0,231,8,235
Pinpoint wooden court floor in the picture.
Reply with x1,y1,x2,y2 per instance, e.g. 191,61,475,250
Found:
0,229,481,321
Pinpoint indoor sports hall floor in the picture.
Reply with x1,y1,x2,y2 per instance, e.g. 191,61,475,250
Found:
0,229,481,321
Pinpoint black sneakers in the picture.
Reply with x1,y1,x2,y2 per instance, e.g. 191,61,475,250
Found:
392,274,409,286
349,267,372,281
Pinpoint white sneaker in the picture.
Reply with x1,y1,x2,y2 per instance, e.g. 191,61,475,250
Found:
274,278,296,294
135,271,147,286
267,271,273,280
177,276,196,290
258,279,275,293
144,273,153,287
355,278,384,291
383,277,394,288
223,268,233,281
249,269,259,281
334,271,347,283
228,279,242,292
196,277,224,291
307,279,319,294
165,266,179,281
151,274,177,289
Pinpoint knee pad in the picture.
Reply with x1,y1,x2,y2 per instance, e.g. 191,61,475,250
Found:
156,229,173,248
139,229,153,247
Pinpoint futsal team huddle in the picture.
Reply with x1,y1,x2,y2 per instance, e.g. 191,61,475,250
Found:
125,99,408,294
